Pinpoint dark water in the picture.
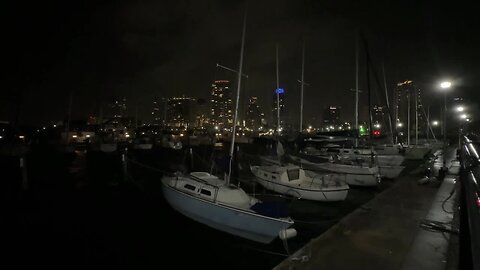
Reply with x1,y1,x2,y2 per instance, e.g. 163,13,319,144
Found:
1,141,408,269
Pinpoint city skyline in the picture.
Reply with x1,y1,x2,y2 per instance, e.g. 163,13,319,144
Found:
3,0,479,127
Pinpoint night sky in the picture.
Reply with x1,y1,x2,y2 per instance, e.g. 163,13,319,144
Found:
3,0,480,126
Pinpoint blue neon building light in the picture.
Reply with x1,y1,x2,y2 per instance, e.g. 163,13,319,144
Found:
275,88,285,94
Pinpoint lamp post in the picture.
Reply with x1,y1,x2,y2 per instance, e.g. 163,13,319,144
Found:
440,81,451,170
459,113,467,149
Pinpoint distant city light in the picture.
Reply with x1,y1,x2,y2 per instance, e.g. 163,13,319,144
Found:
456,106,464,112
397,122,403,127
359,126,367,136
275,88,285,94
460,114,467,119
432,121,439,126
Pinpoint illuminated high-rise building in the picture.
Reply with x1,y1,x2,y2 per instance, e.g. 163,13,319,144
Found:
193,98,209,128
246,96,265,130
108,97,127,125
151,97,161,126
322,106,341,129
166,96,196,128
210,80,232,128
272,88,285,129
394,80,424,134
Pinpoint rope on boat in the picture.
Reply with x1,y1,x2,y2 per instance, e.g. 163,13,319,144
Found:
292,217,341,224
238,246,289,257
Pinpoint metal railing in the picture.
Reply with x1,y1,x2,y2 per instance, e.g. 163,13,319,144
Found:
459,135,480,270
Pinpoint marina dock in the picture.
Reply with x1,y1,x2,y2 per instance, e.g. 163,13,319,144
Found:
274,147,459,270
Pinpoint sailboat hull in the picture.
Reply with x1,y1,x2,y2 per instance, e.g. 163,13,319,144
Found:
285,155,380,187
161,178,294,244
254,176,348,201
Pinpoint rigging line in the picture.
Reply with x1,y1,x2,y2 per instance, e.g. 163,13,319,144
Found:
420,102,438,142
282,235,291,256
292,218,340,224
192,150,214,170
237,245,289,257
382,62,394,142
361,34,396,140
361,34,373,141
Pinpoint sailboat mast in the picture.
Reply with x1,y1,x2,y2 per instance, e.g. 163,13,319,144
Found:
407,92,411,146
300,41,305,133
65,91,73,144
227,8,247,185
426,105,430,142
355,35,359,147
382,63,394,145
415,87,418,145
413,88,418,145
276,44,280,133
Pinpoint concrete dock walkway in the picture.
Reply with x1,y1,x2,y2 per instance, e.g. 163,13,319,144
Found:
274,148,458,270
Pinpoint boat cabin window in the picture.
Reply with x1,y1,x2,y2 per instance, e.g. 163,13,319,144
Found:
271,175,277,179
287,169,300,181
200,189,212,196
184,184,196,191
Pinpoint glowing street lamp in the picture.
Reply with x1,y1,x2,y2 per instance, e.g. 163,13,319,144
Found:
440,81,452,89
432,120,439,126
457,106,464,112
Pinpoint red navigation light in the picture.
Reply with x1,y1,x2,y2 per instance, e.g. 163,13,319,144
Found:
372,130,381,136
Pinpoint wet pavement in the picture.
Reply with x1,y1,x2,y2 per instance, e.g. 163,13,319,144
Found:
273,146,459,270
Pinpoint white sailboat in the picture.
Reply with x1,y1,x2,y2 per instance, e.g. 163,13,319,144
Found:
259,152,380,187
161,10,296,244
250,164,349,202
284,151,381,187
320,147,405,178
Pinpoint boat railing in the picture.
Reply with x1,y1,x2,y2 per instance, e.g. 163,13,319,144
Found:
460,135,480,270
